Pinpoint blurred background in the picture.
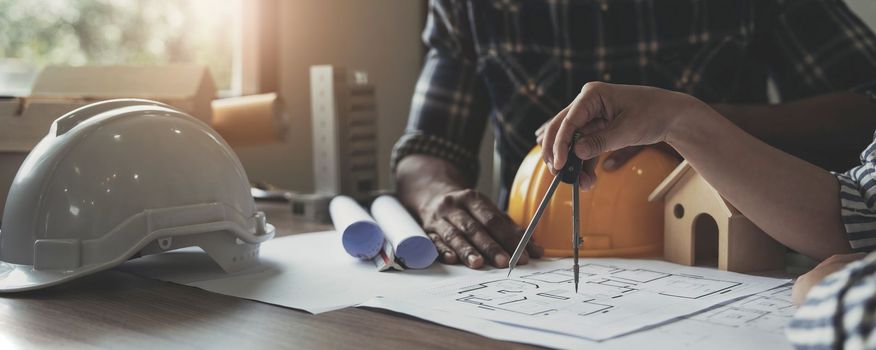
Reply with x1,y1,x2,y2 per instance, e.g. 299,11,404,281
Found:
1,0,875,198
0,0,427,196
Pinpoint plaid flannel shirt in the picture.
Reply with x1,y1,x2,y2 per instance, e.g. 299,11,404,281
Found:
392,0,876,206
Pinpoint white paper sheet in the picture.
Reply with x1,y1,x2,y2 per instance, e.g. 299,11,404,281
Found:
360,285,796,350
370,195,438,269
118,230,795,349
117,231,488,314
367,259,790,341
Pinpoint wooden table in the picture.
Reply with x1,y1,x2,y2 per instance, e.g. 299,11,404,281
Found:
0,202,536,349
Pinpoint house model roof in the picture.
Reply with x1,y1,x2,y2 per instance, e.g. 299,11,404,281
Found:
647,160,739,217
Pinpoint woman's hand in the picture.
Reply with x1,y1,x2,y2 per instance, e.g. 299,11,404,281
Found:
539,82,715,188
792,253,867,305
540,82,851,261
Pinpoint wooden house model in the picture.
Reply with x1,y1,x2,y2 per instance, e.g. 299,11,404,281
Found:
648,161,785,272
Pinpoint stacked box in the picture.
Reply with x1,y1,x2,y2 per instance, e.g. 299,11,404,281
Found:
309,66,379,201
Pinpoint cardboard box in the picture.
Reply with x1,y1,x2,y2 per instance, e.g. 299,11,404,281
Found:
0,65,217,219
30,65,216,123
0,97,21,117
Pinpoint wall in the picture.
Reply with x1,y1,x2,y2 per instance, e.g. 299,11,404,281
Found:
233,0,425,192
848,0,876,30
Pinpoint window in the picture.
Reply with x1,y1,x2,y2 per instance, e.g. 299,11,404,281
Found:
0,0,241,95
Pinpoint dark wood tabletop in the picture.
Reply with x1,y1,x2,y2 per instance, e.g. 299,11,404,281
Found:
0,202,537,350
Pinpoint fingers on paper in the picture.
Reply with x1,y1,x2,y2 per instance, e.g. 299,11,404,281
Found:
428,232,458,264
444,211,510,268
432,219,484,269
455,190,530,266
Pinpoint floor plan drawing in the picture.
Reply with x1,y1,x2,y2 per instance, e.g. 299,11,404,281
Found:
456,278,618,316
519,265,742,300
597,285,798,349
611,268,669,283
375,258,790,341
689,285,795,333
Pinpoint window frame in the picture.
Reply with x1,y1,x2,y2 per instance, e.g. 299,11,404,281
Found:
231,0,279,97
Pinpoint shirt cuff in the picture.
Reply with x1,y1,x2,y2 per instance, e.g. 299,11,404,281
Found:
834,171,876,252
390,131,480,183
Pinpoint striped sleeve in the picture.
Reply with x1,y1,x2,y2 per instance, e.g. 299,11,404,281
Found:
834,134,876,252
787,252,876,349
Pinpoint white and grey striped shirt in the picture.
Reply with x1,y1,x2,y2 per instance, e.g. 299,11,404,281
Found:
836,137,876,251
788,136,876,349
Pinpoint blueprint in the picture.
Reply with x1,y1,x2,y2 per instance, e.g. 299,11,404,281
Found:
688,285,795,333
119,230,794,348
362,285,796,349
630,284,797,349
371,258,789,341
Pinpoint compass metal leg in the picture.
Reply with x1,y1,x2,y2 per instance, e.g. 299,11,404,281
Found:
572,176,580,293
507,175,563,276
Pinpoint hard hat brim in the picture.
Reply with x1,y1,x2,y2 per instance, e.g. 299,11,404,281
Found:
0,260,97,292
0,219,276,293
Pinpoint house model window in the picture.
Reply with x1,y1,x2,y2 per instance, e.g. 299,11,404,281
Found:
648,161,785,272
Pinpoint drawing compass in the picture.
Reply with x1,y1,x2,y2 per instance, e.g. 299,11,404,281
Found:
508,133,583,292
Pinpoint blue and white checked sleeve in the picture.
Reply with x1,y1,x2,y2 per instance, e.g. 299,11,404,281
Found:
788,252,876,349
390,0,490,184
787,134,876,349
834,136,876,252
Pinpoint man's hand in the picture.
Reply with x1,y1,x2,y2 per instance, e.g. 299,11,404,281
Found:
792,253,867,305
396,154,543,269
419,188,542,268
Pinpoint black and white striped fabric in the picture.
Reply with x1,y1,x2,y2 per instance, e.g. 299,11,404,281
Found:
788,253,876,349
836,137,876,252
787,137,876,349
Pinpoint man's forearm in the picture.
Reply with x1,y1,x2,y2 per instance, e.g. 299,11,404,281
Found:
714,92,876,171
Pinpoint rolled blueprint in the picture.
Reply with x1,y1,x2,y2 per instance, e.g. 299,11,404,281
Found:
329,195,385,259
370,195,438,269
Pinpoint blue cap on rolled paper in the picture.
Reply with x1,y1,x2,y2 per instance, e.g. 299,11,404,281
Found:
395,235,439,269
341,221,385,259
371,195,438,269
329,195,386,259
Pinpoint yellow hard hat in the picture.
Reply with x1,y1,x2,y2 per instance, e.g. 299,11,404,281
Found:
508,145,679,258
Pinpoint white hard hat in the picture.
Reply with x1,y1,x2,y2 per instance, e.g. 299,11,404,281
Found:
0,99,275,292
